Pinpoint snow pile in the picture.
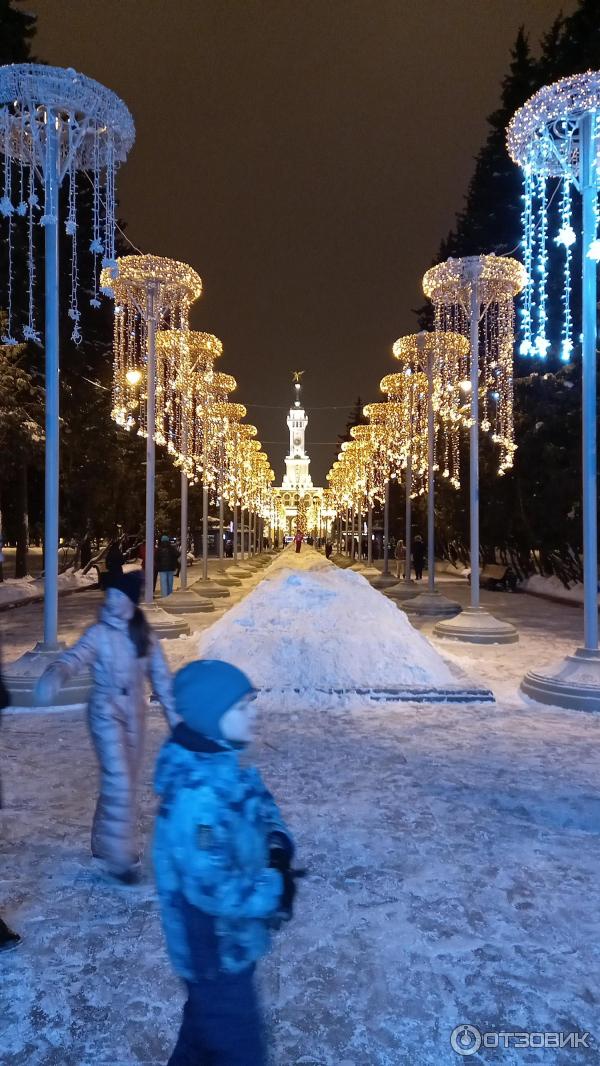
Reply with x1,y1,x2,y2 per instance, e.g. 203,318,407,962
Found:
0,568,96,609
522,573,592,605
197,549,480,707
0,575,38,606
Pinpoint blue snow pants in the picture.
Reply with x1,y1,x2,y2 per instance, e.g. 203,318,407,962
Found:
167,968,265,1066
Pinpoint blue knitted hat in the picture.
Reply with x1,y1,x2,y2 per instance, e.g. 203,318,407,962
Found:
174,659,255,738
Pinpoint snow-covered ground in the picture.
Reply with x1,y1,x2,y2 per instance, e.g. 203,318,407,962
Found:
0,568,96,609
1,550,599,1064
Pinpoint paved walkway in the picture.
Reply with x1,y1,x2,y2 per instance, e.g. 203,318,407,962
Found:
2,552,599,1065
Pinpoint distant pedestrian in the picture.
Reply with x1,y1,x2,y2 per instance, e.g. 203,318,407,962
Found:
104,538,125,580
157,535,179,597
154,660,296,1066
395,539,406,579
35,571,176,883
325,541,333,560
294,530,303,554
413,535,425,581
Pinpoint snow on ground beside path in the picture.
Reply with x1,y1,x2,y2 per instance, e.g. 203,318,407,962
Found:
196,549,462,706
0,568,96,608
522,572,593,604
2,691,600,1065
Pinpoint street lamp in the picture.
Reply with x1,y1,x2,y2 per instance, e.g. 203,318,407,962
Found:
1,64,134,704
423,254,526,644
393,330,468,618
507,71,600,709
102,254,202,614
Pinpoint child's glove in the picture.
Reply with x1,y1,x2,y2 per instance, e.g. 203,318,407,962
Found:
269,838,304,923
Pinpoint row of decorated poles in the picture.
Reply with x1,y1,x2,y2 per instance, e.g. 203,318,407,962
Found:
2,61,600,712
328,70,600,711
106,261,275,618
328,257,525,642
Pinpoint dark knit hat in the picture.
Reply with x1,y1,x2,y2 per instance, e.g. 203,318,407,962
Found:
105,569,143,605
174,659,255,739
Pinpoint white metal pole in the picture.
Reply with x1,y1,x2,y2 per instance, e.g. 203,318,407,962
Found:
367,502,373,565
404,455,412,583
426,339,436,593
581,112,599,651
180,423,188,590
43,115,60,647
383,481,390,575
218,495,224,560
202,483,209,580
144,285,158,606
469,283,480,609
233,503,238,562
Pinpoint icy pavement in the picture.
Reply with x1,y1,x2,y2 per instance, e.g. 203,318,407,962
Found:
1,551,600,1064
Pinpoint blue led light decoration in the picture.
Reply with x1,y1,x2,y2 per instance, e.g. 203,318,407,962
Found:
508,70,600,707
519,166,535,356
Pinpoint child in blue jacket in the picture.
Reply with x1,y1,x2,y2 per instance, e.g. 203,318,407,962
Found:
153,659,295,1066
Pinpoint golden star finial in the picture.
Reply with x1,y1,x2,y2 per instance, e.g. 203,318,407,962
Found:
292,370,305,384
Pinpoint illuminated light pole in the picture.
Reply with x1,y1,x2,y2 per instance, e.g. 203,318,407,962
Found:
508,72,600,709
371,372,428,601
2,64,134,706
393,330,468,618
104,255,202,636
423,254,525,644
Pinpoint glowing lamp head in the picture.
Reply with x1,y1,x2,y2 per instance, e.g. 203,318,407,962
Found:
126,367,142,387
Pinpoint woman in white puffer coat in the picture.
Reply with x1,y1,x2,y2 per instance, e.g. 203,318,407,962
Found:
36,571,176,883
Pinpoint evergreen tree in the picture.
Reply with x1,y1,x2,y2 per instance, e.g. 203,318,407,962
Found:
418,0,600,577
0,330,44,577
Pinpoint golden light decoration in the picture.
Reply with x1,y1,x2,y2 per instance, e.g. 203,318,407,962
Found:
422,255,527,475
392,331,470,489
156,329,224,461
105,255,203,432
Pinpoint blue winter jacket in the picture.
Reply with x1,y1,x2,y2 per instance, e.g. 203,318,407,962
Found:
153,723,293,979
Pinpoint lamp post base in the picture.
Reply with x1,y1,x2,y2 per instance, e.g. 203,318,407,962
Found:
434,606,518,644
142,603,190,638
403,590,463,618
521,647,600,712
4,642,91,708
369,573,401,589
218,566,253,578
161,589,215,615
189,579,230,599
383,580,419,602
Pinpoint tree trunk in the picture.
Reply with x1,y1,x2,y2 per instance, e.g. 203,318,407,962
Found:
15,459,29,579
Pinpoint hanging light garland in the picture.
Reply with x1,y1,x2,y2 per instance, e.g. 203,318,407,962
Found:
0,64,135,345
423,255,526,475
506,72,600,362
379,370,429,493
392,331,469,489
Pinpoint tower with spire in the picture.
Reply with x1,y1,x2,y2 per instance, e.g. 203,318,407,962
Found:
272,372,327,539
282,371,313,491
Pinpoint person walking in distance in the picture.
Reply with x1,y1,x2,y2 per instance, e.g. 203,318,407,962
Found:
413,534,425,581
394,538,406,580
157,535,179,598
294,529,303,554
35,571,176,883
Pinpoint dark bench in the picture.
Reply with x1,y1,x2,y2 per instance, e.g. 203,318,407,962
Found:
480,563,516,591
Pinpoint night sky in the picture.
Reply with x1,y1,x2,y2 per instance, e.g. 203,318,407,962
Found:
31,0,573,484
